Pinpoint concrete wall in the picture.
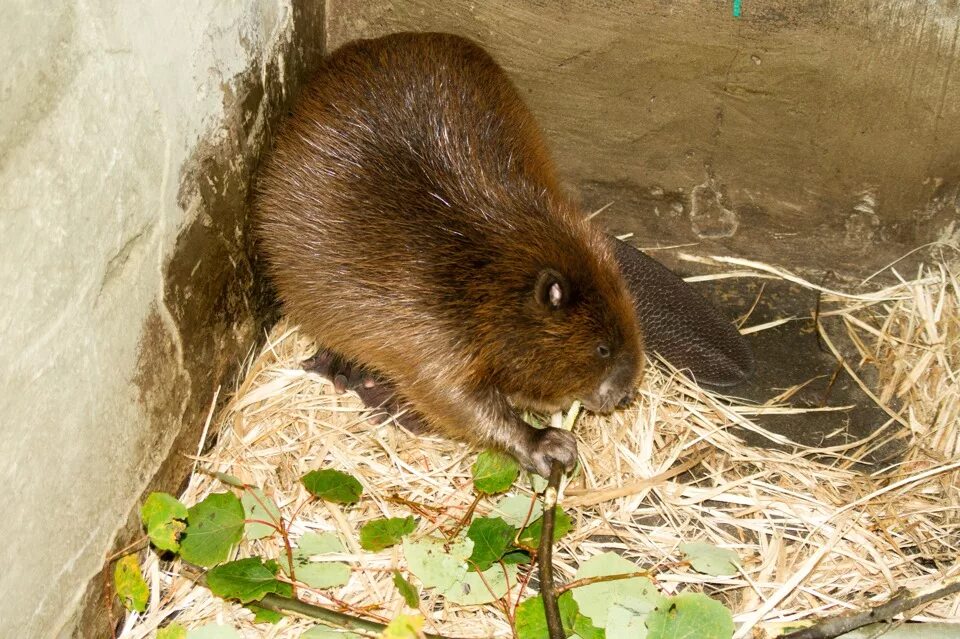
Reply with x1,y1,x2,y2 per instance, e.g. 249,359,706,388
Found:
0,2,323,636
327,0,960,276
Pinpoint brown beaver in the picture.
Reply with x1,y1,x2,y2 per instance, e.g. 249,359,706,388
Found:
255,32,644,477
303,232,757,439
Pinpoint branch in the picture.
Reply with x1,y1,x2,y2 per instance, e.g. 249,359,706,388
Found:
187,565,463,639
783,577,960,639
258,591,400,637
448,492,483,539
538,462,566,639
555,570,653,596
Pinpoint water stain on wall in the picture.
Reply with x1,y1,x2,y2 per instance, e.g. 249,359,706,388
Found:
73,4,325,636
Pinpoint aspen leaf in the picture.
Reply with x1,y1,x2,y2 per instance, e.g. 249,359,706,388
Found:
140,492,187,552
679,542,741,577
302,469,363,504
114,554,148,613
180,492,244,567
472,451,519,494
242,489,282,540
646,592,734,639
359,516,416,551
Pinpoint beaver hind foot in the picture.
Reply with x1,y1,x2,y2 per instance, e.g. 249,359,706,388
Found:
303,349,430,434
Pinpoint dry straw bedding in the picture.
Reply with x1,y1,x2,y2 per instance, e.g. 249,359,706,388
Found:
120,251,960,638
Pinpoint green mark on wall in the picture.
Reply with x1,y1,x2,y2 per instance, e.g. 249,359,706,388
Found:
733,0,742,17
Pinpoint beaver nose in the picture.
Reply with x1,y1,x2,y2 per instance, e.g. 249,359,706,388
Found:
591,374,636,413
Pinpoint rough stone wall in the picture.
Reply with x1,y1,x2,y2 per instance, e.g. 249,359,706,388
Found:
0,2,323,636
327,0,960,276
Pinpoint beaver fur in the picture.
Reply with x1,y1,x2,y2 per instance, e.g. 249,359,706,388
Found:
255,32,643,476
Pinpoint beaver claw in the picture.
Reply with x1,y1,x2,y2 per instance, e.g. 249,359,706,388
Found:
517,427,578,478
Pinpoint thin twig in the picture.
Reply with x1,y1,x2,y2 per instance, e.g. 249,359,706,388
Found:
449,492,483,539
279,517,298,598
258,592,395,637
538,462,565,639
106,536,149,563
783,577,960,639
190,567,463,639
555,570,654,596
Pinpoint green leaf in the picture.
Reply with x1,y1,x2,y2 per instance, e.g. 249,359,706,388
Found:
472,450,519,494
289,560,351,589
381,615,424,639
297,531,346,555
571,553,661,628
518,507,572,549
242,489,282,540
206,558,291,604
574,610,606,639
501,549,532,565
679,542,741,577
402,535,473,592
186,626,242,639
393,571,420,608
247,604,284,624
528,472,549,494
645,592,734,639
514,596,548,639
490,494,543,527
179,492,244,567
282,532,351,589
302,469,363,504
607,598,652,639
359,516,417,551
398,530,517,605
141,492,188,552
114,554,148,613
301,628,363,639
466,517,516,571
440,562,518,605
156,624,187,639
515,592,578,639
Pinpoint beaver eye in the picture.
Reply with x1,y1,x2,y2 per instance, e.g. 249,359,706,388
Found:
596,343,611,359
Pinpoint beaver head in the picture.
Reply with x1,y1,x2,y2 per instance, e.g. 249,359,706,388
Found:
460,200,644,415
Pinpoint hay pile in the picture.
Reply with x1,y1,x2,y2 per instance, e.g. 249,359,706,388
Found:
119,253,960,638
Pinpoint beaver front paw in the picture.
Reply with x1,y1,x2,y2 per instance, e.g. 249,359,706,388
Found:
516,427,578,478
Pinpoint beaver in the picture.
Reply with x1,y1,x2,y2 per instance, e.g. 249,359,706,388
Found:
255,32,644,477
305,234,756,437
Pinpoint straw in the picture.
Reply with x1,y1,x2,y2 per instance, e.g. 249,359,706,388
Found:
119,253,960,637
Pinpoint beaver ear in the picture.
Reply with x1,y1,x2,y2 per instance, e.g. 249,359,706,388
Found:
534,268,569,310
